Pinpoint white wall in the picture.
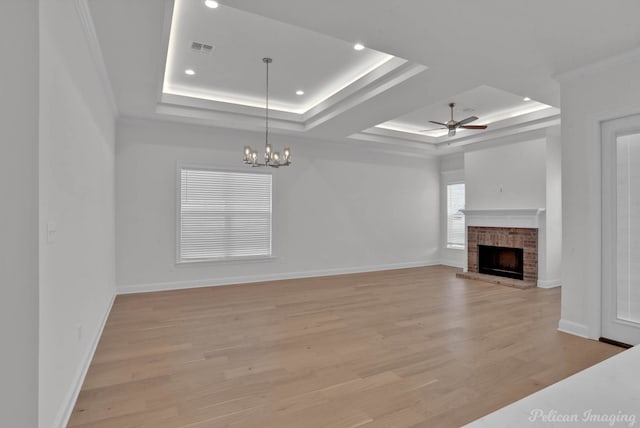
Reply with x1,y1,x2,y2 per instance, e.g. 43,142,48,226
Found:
38,1,117,427
464,139,547,210
545,129,562,286
559,55,640,339
0,1,39,426
463,137,561,284
116,118,440,291
440,152,464,173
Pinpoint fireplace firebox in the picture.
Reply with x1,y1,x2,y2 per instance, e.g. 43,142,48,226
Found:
478,245,524,280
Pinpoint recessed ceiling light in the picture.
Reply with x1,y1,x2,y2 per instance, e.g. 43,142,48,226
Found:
523,96,531,101
353,43,365,51
204,0,219,8
296,90,305,95
185,69,196,76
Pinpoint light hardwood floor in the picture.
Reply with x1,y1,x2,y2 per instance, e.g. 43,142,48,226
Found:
69,266,622,428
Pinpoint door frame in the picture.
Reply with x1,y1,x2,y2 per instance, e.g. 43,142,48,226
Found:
601,114,640,344
572,104,640,341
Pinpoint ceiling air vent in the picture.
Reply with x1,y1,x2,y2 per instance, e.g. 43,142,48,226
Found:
190,41,215,54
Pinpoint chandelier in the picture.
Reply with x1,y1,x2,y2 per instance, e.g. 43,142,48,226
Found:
243,58,291,168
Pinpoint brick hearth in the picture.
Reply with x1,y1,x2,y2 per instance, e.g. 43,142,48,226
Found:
467,226,538,282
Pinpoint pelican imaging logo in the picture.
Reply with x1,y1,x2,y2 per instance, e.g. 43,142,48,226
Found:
529,409,637,426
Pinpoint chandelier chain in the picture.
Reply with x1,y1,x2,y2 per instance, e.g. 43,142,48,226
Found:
265,57,269,146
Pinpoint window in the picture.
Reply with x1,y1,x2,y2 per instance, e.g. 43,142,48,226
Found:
446,183,465,249
177,166,272,262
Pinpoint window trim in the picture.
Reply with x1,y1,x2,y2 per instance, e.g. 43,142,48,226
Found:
175,162,276,265
441,169,465,251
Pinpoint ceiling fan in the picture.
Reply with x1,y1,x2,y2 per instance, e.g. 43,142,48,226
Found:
424,102,488,137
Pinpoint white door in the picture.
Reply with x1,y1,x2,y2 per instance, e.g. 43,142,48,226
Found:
602,114,640,345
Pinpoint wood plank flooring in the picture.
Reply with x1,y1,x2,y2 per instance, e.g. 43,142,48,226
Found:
68,266,622,428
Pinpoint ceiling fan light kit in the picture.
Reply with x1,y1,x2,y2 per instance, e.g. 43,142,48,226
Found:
242,58,292,168
426,102,488,137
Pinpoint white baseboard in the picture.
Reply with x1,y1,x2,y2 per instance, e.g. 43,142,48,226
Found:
537,278,561,288
117,260,441,294
439,259,465,269
558,319,590,338
55,291,116,428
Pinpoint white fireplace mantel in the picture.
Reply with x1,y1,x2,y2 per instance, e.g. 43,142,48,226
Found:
461,208,545,229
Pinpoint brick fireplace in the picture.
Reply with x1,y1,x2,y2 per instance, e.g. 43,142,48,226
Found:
467,226,538,282
458,209,545,287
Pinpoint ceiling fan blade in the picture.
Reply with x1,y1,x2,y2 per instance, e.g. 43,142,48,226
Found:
429,121,447,126
460,125,488,130
457,116,478,126
419,128,447,132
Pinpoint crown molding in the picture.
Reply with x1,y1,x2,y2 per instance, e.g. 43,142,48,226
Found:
153,104,304,134
356,125,437,144
159,93,302,122
118,114,438,160
74,0,119,117
351,110,561,156
348,130,437,153
303,61,427,130
439,113,560,151
553,46,640,83
440,125,550,157
435,108,560,146
364,106,560,148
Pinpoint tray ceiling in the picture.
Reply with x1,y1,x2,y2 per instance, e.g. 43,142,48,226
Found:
85,0,640,155
163,0,394,114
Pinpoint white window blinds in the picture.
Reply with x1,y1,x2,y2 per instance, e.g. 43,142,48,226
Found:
178,167,272,262
447,183,465,249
